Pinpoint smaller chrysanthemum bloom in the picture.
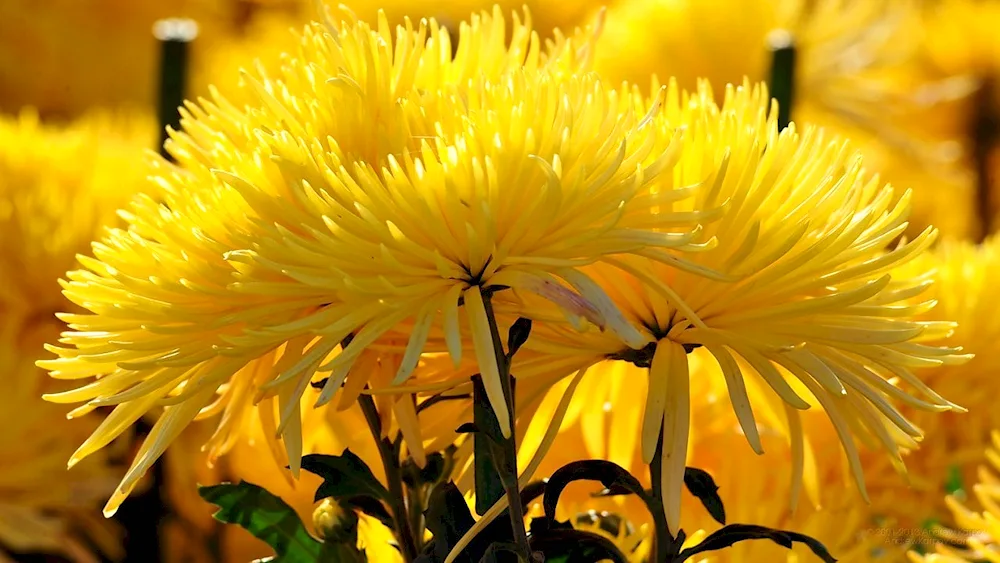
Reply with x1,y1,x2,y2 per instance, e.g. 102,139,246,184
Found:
906,430,1000,563
39,7,616,515
0,321,125,563
500,79,967,535
863,236,1000,529
0,109,152,322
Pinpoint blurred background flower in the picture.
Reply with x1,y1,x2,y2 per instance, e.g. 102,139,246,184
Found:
4,1,1000,562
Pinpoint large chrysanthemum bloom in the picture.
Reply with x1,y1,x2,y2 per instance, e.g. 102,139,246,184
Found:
499,79,967,535
0,109,153,323
906,430,1000,563
0,321,126,563
861,236,1000,531
39,7,648,515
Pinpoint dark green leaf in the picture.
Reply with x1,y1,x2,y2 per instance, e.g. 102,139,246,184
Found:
199,481,323,561
472,375,507,516
341,496,394,530
301,450,390,503
520,480,547,507
677,524,837,562
529,528,629,563
402,453,447,488
456,422,481,435
506,318,532,359
684,467,726,525
542,460,648,522
424,482,477,563
478,542,522,563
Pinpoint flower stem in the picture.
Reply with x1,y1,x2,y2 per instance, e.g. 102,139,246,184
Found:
358,392,421,562
481,291,536,562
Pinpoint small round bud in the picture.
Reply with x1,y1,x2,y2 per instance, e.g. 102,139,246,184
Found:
312,498,359,543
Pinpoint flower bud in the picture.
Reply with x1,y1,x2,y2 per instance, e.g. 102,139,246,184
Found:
312,498,359,544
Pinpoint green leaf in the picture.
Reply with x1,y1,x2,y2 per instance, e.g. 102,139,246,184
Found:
506,318,532,359
477,542,522,563
677,523,837,562
301,450,390,503
472,375,507,516
424,482,477,562
199,481,324,562
529,528,629,563
542,460,649,522
684,467,726,525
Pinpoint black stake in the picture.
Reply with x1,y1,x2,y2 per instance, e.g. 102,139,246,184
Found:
767,29,796,131
973,77,998,240
153,18,198,161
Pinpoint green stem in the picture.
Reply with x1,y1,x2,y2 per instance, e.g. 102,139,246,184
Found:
481,292,535,562
358,393,420,562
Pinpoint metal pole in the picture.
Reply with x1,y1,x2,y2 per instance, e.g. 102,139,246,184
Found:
767,29,796,131
153,18,198,161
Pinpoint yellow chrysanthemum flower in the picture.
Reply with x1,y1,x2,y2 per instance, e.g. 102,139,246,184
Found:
907,430,1000,563
39,6,719,515
0,321,125,562
0,110,153,322
500,79,965,535
863,236,1000,531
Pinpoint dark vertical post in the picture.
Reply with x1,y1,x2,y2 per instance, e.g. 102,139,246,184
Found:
767,29,797,131
110,20,199,563
973,77,998,240
153,18,198,161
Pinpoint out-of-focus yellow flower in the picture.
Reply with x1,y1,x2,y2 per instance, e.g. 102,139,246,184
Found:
865,236,1000,531
923,0,1000,78
337,0,605,38
594,0,980,242
0,321,125,563
906,430,1000,563
0,0,241,117
37,5,710,516
0,110,153,322
190,10,301,99
507,79,965,536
